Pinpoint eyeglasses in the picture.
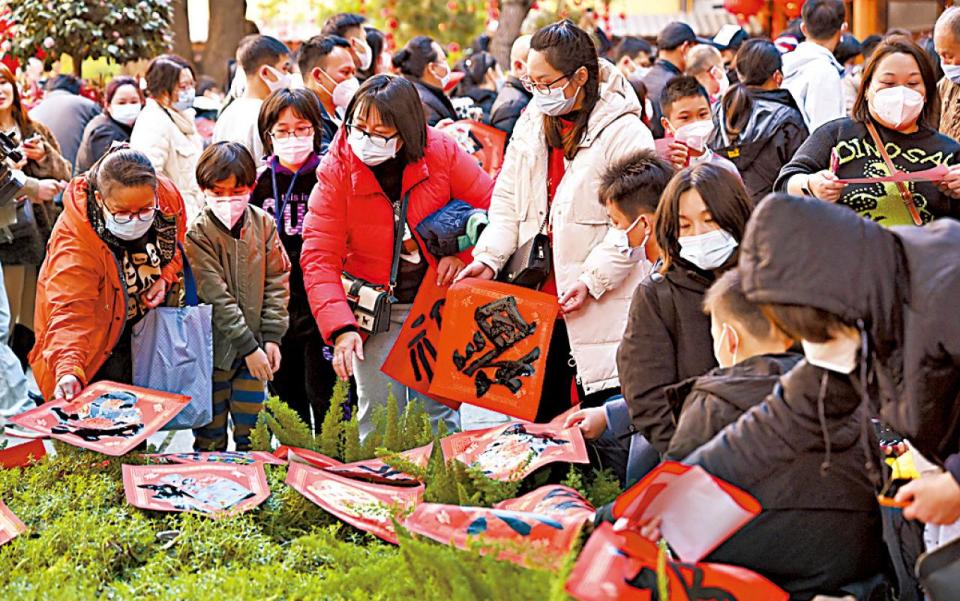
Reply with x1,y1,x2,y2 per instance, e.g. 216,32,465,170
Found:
345,122,399,149
520,73,572,95
104,198,159,224
270,126,315,140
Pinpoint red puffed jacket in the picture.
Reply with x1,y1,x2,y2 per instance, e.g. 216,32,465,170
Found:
300,127,493,343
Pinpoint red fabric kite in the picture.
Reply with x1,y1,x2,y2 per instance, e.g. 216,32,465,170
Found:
286,462,423,544
440,421,588,481
0,499,25,546
9,381,190,456
122,462,270,519
326,443,433,486
0,439,46,469
429,279,558,421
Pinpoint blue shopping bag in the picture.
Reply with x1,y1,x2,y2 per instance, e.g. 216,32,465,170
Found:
132,246,213,430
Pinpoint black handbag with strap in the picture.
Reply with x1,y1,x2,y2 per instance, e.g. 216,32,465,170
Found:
340,191,410,334
497,217,551,289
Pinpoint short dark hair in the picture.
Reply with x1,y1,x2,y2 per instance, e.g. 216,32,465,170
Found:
457,51,497,88
237,35,290,74
834,33,862,64
802,0,845,41
196,142,257,190
258,88,326,155
852,36,939,128
104,76,144,106
322,13,366,38
196,76,219,97
598,149,675,216
660,75,709,119
760,304,852,343
704,270,775,341
614,37,653,63
92,148,157,199
656,163,754,273
297,34,351,76
46,74,81,94
145,54,194,99
392,36,439,79
361,26,386,79
345,75,427,163
862,34,883,58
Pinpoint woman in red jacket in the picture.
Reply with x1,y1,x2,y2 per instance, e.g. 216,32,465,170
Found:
300,74,493,439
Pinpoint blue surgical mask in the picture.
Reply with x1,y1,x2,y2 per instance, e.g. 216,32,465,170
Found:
534,80,580,117
943,63,960,85
173,87,195,112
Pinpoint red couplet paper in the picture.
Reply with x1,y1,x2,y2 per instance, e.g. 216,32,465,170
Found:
325,443,433,486
0,499,25,546
611,461,761,563
9,381,190,456
380,269,461,410
440,421,588,481
429,279,559,421
143,451,286,466
0,438,46,468
286,462,423,544
835,163,949,184
566,523,788,601
437,120,507,177
122,462,270,519
272,445,342,469
495,484,595,522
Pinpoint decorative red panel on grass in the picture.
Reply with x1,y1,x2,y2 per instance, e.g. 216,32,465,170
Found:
122,462,270,519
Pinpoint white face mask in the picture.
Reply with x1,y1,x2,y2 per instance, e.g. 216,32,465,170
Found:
353,37,373,71
328,75,360,112
674,119,715,154
710,65,730,97
609,215,648,262
261,65,302,92
205,193,249,229
713,322,739,369
801,333,861,374
103,208,155,241
273,135,314,166
348,127,399,166
110,102,142,126
534,79,580,117
434,62,452,90
943,63,960,85
869,85,924,130
678,228,738,271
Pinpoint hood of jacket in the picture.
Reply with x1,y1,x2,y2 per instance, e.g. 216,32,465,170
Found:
714,88,804,147
782,41,843,82
689,353,803,412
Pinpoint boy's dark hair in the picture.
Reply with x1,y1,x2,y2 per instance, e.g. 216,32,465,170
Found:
598,149,675,216
344,75,427,163
46,74,81,94
392,36,439,79
704,270,775,341
258,88,326,155
660,76,709,119
656,163,754,273
614,36,653,63
297,35,351,76
238,35,290,75
196,142,257,190
802,0,845,41
145,54,194,99
322,13,366,37
760,304,852,343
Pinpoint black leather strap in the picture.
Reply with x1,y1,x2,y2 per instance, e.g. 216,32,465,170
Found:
388,191,411,293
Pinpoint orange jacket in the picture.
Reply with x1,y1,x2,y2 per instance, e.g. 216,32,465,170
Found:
29,175,186,400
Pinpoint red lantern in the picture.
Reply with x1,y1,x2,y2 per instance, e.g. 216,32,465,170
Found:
387,17,399,30
778,0,803,18
724,0,765,19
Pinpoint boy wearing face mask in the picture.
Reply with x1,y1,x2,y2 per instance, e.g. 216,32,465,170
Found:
185,142,291,452
214,36,296,167
656,77,739,177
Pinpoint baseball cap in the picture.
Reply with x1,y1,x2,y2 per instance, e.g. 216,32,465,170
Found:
657,22,713,51
713,25,748,51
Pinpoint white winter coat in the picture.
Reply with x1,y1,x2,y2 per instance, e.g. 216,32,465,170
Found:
130,99,205,222
472,62,655,394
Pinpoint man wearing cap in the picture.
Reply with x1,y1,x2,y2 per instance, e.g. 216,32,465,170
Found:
713,25,748,84
642,22,708,139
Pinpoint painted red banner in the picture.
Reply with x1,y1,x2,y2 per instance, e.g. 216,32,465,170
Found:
0,438,46,468
0,499,25,546
325,443,433,486
440,421,588,481
272,445,343,469
143,451,286,466
122,462,270,518
429,279,558,421
495,484,595,523
9,381,190,456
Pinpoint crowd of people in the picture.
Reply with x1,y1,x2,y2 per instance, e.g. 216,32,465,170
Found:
3,2,960,598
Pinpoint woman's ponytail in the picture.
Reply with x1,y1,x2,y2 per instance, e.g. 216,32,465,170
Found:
722,83,753,144
723,38,783,144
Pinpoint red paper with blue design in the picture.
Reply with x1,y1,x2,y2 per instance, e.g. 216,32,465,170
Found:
0,499,25,546
325,443,433,486
122,463,270,519
142,451,286,466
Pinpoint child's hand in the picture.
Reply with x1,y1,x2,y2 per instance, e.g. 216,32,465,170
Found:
265,342,281,374
437,256,465,286
563,407,608,441
245,348,274,382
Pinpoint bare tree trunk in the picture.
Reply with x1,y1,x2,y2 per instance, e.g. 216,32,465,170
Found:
491,0,534,70
171,0,194,66
201,0,247,86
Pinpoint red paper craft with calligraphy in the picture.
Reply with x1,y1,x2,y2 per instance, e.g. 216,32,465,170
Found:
437,120,507,177
440,422,588,481
380,271,460,410
566,524,788,601
286,463,423,544
122,463,270,518
143,451,286,466
0,438,46,468
272,445,343,469
495,484,595,523
326,443,432,486
10,381,190,456
429,279,558,421
0,499,25,546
